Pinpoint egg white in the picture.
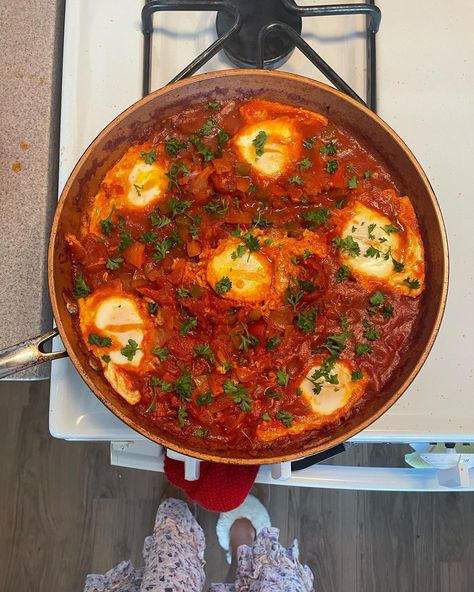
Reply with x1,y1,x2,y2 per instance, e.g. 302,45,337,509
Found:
126,161,168,208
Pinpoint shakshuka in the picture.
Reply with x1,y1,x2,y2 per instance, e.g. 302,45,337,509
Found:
66,99,424,453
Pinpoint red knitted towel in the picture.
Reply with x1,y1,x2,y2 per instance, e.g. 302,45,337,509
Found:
164,456,259,512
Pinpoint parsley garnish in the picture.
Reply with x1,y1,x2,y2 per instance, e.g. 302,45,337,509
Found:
152,346,169,361
99,205,115,237
351,370,363,381
296,308,317,334
148,302,158,315
223,380,253,411
266,336,281,351
151,376,172,392
392,257,404,272
265,389,281,400
202,197,229,216
303,136,317,149
368,223,377,239
153,231,179,262
348,175,358,189
323,333,348,356
189,135,214,162
177,288,190,298
365,245,382,258
197,391,213,406
383,223,400,234
262,412,271,421
238,324,259,351
298,158,312,170
106,257,124,270
231,244,246,260
175,370,194,401
120,339,140,361
88,333,112,347
288,175,304,186
139,231,158,243
179,316,197,336
178,406,188,427
73,273,90,298
243,231,261,257
118,230,133,251
286,286,304,311
369,291,384,307
381,304,395,318
276,410,294,427
362,319,380,341
302,207,331,227
166,162,190,193
404,277,420,290
277,369,289,387
134,183,144,196
333,235,361,257
165,138,187,157
197,116,217,137
319,142,338,156
140,147,157,164
193,427,209,437
306,356,338,394
298,279,316,293
194,343,216,364
149,211,171,228
208,101,221,110
101,355,111,363
215,276,232,295
335,265,350,282
252,130,268,157
363,170,373,179
326,159,339,174
355,342,372,356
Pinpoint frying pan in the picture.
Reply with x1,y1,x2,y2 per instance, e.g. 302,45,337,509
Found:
0,70,448,464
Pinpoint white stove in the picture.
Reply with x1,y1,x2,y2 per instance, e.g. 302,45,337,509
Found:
50,0,474,490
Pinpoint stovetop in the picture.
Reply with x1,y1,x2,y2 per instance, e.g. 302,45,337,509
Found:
50,0,474,443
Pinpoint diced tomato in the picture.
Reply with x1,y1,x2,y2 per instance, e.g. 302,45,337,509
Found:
248,320,266,341
123,242,146,268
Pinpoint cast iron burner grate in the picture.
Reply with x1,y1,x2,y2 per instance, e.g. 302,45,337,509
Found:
141,0,381,111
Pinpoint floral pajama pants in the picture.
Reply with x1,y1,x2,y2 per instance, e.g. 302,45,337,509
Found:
84,498,315,592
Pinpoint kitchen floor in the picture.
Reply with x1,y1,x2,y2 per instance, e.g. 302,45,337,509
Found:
1,381,474,591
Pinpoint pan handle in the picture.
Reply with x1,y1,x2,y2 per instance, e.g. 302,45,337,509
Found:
0,328,68,379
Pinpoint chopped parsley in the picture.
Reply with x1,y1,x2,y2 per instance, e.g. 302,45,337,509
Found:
120,339,140,361
363,170,373,179
215,276,232,294
296,308,317,334
88,333,112,347
73,273,90,299
140,147,157,164
365,245,382,259
362,319,380,341
194,343,216,364
223,380,253,411
319,142,338,156
152,346,169,361
355,342,372,356
139,230,158,243
298,279,316,293
252,130,268,157
238,324,259,352
286,286,304,311
151,376,172,392
404,277,420,290
381,304,395,319
165,138,188,157
179,316,197,336
288,175,304,186
193,427,209,437
134,183,144,196
153,231,179,262
197,116,217,137
276,369,289,387
178,406,188,427
231,244,246,260
118,230,133,251
265,389,281,400
347,175,357,189
197,391,213,406
174,370,194,401
333,235,361,257
392,257,405,272
149,211,171,228
335,265,350,283
325,159,339,174
106,257,124,270
189,135,213,162
383,223,400,235
167,197,192,217
369,291,385,307
323,333,348,356
302,207,331,227
208,100,221,110
202,197,229,216
99,205,115,237
266,336,281,351
101,355,111,363
262,412,271,422
368,223,377,239
351,370,363,381
145,394,157,413
303,136,317,149
298,157,312,170
306,356,338,394
243,231,261,256
276,410,294,427
177,287,190,298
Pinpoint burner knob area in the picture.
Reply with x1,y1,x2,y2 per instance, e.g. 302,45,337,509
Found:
216,0,302,69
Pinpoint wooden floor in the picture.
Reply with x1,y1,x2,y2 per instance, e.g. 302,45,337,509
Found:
1,381,473,591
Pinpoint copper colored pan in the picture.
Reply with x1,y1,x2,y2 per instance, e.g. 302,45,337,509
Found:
0,71,448,464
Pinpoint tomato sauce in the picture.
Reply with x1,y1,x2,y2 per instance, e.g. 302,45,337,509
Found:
68,98,423,455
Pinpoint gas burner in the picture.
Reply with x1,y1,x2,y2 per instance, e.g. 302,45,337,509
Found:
216,0,302,69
